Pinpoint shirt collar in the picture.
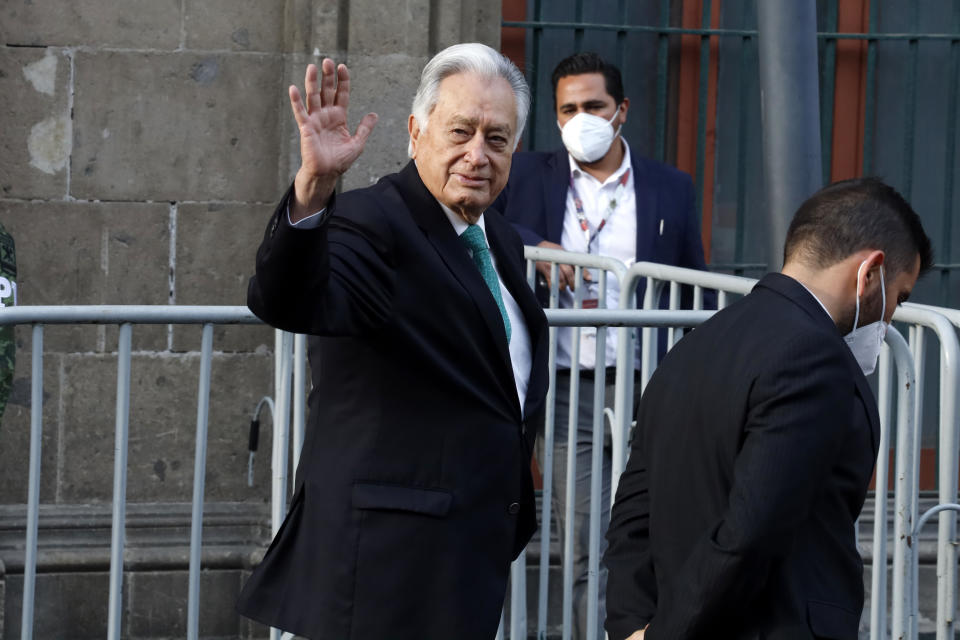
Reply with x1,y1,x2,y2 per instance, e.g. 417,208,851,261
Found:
439,201,486,237
798,282,834,321
567,137,633,186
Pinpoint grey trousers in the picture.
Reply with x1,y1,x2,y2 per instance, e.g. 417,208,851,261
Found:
545,369,629,640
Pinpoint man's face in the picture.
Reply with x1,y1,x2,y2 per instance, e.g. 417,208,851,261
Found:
408,72,517,223
555,72,626,130
840,255,921,333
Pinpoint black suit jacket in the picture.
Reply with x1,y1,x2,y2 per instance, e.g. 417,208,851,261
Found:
236,161,549,640
493,147,713,307
605,273,880,640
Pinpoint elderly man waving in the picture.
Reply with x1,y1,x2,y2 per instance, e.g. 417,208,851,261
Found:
236,43,549,640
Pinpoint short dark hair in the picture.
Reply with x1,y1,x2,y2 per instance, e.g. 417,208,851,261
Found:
551,52,624,106
783,177,934,278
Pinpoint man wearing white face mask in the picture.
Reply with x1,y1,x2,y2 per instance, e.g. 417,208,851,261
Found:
605,178,933,640
495,51,713,639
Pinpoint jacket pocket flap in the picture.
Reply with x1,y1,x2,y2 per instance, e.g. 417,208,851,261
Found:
807,600,859,639
352,482,453,517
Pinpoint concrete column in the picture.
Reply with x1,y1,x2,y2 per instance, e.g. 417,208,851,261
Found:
756,0,822,271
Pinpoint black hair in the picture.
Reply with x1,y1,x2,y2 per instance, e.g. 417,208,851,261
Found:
551,52,624,106
783,177,934,277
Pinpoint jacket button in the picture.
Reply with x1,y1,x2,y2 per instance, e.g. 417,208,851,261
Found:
508,502,520,515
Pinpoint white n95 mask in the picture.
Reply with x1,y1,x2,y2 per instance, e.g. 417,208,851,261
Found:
558,108,621,163
843,260,888,376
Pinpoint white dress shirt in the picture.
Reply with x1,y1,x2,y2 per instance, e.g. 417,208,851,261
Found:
557,138,636,369
287,200,533,416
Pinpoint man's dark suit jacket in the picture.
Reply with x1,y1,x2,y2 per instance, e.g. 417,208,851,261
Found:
492,147,712,309
605,273,880,640
236,161,549,640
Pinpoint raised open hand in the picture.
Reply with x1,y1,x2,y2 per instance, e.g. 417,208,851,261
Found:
288,59,378,221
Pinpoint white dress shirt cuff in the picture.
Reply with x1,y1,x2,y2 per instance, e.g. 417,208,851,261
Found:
287,204,327,229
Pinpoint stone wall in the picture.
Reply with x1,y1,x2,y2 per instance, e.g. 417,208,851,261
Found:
0,1,500,637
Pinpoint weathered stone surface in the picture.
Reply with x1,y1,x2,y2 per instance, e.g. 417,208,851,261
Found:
0,200,170,352
0,0,181,49
185,0,285,52
128,569,242,637
348,0,430,57
0,337,59,504
339,54,426,191
71,51,285,202
3,571,111,638
173,202,274,352
0,47,71,199
59,352,273,503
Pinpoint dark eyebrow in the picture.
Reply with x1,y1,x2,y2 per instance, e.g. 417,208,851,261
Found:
449,115,512,137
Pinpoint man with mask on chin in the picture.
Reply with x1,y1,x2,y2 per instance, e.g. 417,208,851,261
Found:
494,51,712,639
604,178,933,640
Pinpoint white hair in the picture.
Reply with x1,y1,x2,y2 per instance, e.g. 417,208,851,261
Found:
407,43,530,157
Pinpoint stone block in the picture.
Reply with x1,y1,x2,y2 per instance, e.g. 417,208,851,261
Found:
71,51,284,202
58,352,274,503
347,0,430,58
3,571,110,638
0,200,170,353
0,0,181,49
185,0,285,52
0,337,59,504
0,47,71,199
338,54,426,191
128,569,242,637
430,0,501,54
173,202,275,353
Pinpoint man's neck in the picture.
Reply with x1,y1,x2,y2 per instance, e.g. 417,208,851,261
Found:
574,137,626,183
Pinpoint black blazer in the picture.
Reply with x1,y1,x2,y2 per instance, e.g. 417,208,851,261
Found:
605,273,880,640
237,161,549,640
493,147,713,308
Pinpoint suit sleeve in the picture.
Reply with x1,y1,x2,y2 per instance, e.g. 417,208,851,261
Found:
247,184,396,335
645,338,854,639
605,445,658,640
677,176,717,310
494,162,549,247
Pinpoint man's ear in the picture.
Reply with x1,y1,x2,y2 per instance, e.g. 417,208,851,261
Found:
618,97,630,126
859,249,885,297
408,114,420,159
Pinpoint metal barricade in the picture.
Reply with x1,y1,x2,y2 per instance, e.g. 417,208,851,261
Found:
0,305,269,640
512,252,959,640
3,284,957,640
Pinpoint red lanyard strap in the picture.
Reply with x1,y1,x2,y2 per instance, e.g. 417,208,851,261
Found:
568,167,631,251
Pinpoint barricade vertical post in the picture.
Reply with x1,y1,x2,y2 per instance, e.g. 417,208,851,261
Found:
510,554,527,640
292,333,306,482
889,327,917,639
936,341,959,640
537,281,560,639
585,317,607,640
21,324,43,640
871,344,893,640
269,331,294,640
107,323,133,640
186,323,214,640
561,269,583,640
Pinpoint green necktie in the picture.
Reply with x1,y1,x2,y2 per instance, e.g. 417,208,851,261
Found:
460,224,512,344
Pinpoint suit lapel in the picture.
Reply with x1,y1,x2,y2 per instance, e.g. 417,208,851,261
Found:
394,162,517,391
545,150,571,243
